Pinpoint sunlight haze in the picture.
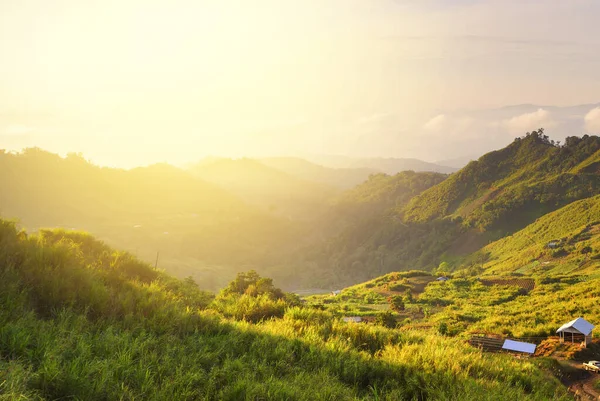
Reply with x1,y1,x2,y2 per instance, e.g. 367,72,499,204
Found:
1,0,599,166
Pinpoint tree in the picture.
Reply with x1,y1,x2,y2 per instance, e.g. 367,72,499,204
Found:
376,311,397,328
222,270,285,299
388,295,405,312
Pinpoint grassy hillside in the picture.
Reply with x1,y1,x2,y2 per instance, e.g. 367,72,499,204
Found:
475,194,600,276
404,131,600,232
313,196,600,342
0,221,572,400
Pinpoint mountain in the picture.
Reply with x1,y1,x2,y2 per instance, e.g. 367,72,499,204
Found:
187,158,338,219
305,155,457,174
289,171,450,286
404,131,600,231
259,157,376,189
0,149,299,290
293,132,600,287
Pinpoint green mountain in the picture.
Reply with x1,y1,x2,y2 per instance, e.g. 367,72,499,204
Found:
0,149,298,290
0,221,572,400
404,131,600,231
473,194,600,277
295,132,600,287
188,158,338,219
291,171,450,286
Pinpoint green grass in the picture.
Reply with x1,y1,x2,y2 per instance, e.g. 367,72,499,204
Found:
0,220,573,400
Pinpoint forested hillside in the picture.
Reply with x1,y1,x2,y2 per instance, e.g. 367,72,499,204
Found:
187,158,338,219
296,132,600,287
0,221,572,400
404,131,600,231
1,133,598,291
0,149,299,290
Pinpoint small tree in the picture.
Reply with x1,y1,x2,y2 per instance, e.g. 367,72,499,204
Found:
388,295,405,312
376,311,397,329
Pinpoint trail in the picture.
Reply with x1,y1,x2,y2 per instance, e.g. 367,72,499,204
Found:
561,360,600,401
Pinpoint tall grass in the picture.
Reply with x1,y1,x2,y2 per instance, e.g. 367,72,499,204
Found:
0,220,571,400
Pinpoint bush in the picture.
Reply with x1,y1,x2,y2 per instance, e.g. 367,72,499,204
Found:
375,311,397,329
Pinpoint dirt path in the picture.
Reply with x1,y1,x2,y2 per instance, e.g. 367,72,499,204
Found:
562,361,600,400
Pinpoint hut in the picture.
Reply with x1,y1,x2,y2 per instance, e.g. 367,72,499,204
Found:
557,317,594,348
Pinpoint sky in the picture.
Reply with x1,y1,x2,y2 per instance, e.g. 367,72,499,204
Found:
1,0,600,167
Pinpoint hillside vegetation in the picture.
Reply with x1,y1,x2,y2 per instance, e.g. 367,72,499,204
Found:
404,131,600,231
188,158,338,219
309,194,600,343
298,132,600,287
0,149,299,290
0,221,572,400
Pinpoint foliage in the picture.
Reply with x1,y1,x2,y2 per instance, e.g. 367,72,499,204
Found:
0,220,573,400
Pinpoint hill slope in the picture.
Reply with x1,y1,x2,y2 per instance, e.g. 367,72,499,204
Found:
308,155,457,175
259,157,376,189
0,149,298,290
294,132,600,287
404,131,600,231
0,222,572,400
188,158,338,219
473,194,600,276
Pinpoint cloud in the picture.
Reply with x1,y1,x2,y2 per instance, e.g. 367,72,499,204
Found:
502,108,556,135
3,124,35,136
584,107,600,133
422,114,475,137
423,114,447,132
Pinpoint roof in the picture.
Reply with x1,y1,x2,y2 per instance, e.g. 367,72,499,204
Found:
556,317,595,335
502,339,536,354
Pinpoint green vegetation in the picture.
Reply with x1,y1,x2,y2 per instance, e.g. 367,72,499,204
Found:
0,221,571,400
299,132,600,287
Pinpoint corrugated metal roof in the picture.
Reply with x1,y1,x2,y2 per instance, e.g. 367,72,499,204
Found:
502,339,537,354
556,317,595,335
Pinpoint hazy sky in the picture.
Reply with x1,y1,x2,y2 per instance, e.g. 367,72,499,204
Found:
1,0,600,167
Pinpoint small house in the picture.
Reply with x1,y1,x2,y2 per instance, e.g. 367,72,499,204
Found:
342,316,363,323
546,240,560,249
557,317,595,348
436,277,449,282
331,290,342,297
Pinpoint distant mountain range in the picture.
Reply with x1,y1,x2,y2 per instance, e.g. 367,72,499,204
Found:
303,155,458,174
1,131,598,290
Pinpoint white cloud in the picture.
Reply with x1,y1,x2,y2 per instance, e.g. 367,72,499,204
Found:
422,114,475,138
423,114,447,132
584,107,600,133
502,108,556,135
4,124,34,136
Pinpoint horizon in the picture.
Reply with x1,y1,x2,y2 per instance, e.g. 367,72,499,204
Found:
2,0,600,167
